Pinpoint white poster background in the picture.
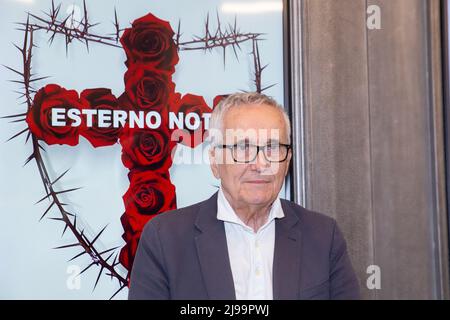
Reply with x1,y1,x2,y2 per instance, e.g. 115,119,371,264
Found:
0,0,286,299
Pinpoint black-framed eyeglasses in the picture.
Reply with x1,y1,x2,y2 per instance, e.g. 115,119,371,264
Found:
216,142,291,163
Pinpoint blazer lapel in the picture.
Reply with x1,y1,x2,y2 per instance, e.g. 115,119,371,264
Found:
194,192,236,300
273,200,302,299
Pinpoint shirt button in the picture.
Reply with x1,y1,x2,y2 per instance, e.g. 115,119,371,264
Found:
255,268,261,276
255,241,260,248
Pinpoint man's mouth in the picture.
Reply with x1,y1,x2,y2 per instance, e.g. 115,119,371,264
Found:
245,180,271,184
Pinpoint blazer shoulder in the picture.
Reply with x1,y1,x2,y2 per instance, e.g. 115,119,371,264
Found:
142,196,210,235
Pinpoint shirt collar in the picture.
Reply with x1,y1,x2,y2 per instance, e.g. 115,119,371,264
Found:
216,186,285,229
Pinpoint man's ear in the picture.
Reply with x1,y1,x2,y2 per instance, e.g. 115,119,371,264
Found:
284,148,293,177
209,147,220,179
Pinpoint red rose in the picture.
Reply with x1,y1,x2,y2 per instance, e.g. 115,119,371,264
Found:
117,91,132,109
79,88,122,148
213,94,229,108
122,170,176,233
119,230,141,273
120,126,176,171
124,64,175,112
120,13,179,73
119,169,177,271
26,84,83,146
169,93,212,148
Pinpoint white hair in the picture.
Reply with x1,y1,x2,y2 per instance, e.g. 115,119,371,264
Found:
208,92,291,145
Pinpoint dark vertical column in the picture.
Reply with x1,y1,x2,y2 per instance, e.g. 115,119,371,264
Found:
299,0,374,299
294,0,449,299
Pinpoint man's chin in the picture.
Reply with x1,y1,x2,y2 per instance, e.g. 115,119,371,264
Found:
241,193,274,207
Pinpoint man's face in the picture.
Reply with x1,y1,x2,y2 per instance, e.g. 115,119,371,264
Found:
209,103,292,208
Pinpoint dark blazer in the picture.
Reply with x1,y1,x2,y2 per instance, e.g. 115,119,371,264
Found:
128,192,360,300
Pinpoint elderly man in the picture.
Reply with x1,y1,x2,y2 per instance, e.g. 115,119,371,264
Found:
128,92,360,300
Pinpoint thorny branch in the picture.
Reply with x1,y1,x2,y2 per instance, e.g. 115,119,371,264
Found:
174,13,273,92
4,13,128,299
251,39,275,93
175,13,262,58
17,0,122,53
21,1,269,91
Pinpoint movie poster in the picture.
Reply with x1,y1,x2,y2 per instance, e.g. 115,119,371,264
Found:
0,0,286,299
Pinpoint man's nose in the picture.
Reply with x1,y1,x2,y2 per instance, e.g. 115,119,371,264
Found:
250,148,270,171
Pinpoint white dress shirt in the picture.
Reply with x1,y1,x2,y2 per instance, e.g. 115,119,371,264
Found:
216,187,285,300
